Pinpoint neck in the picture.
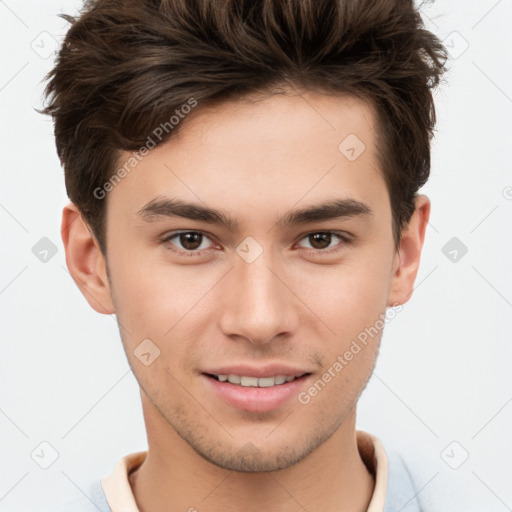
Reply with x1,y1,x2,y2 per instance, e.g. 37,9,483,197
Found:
129,393,375,512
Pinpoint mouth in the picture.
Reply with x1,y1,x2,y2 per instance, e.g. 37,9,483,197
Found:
201,368,312,413
204,373,309,387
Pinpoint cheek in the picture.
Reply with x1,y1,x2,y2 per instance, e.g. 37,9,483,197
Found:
294,252,393,337
107,253,218,368
297,336,379,418
108,264,200,395
108,248,189,327
297,273,387,412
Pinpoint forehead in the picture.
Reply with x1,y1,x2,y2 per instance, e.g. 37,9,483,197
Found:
108,91,388,225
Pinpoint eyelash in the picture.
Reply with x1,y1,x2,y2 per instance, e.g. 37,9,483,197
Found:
160,230,352,257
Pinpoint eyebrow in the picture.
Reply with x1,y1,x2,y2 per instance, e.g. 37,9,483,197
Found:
137,197,373,231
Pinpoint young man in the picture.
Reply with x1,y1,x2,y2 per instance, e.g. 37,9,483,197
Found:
43,0,446,510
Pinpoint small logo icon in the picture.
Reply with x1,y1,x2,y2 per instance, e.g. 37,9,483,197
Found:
442,237,468,263
338,134,366,162
134,338,161,366
32,237,58,263
236,236,264,264
443,31,469,60
31,441,59,469
30,31,59,60
441,441,469,470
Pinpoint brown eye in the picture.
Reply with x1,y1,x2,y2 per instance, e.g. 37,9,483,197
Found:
179,232,203,250
162,231,214,253
308,232,332,250
296,231,348,253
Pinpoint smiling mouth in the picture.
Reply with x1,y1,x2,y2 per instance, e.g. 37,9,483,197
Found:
204,373,310,388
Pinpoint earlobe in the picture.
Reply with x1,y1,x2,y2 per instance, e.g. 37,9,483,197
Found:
387,195,431,307
61,203,115,314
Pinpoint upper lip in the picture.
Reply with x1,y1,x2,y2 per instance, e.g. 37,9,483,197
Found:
202,364,312,379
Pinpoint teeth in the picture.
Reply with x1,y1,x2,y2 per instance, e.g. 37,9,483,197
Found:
216,374,298,387
241,376,259,387
258,377,277,387
227,375,241,384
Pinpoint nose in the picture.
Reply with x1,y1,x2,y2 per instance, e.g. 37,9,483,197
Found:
218,247,299,346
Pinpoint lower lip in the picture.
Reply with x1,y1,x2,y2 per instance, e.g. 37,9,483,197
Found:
202,374,310,413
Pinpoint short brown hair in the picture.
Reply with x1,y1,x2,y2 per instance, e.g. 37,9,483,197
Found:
42,0,447,253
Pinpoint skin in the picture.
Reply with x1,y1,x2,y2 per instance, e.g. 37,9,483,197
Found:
62,90,430,512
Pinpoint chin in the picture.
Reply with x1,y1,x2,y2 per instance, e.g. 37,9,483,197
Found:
196,445,308,473
188,430,329,473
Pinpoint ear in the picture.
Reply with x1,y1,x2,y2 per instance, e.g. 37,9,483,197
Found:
387,195,431,306
61,203,115,314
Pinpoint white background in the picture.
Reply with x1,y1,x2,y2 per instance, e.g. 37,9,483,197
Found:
0,1,511,510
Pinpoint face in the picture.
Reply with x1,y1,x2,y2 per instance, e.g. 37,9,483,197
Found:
91,91,403,471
